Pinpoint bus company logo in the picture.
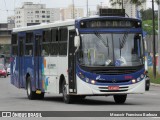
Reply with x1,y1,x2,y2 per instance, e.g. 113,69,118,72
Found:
112,79,117,83
2,112,11,117
96,75,105,80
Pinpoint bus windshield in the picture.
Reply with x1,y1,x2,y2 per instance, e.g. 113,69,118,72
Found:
78,33,144,67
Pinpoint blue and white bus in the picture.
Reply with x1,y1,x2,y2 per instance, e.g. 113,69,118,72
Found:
11,16,145,104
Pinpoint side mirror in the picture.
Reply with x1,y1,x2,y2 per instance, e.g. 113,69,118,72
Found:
74,36,80,47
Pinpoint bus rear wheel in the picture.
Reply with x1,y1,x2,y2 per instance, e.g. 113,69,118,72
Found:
27,77,44,100
113,94,127,104
62,81,74,104
26,77,37,100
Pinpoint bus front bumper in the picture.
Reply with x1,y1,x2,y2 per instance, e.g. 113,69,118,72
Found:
76,77,145,95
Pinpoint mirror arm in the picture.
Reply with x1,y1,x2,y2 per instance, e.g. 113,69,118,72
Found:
76,28,79,36
74,46,79,55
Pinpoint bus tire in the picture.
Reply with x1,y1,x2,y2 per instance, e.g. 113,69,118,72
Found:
145,85,150,91
113,94,127,104
145,81,150,91
26,77,37,100
62,81,73,104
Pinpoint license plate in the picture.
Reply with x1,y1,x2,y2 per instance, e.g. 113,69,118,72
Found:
108,86,119,90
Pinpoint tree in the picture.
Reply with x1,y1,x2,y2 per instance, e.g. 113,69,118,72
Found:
140,8,158,20
109,0,146,8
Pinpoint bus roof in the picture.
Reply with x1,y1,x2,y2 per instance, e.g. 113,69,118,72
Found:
76,16,141,22
12,16,141,33
12,19,75,33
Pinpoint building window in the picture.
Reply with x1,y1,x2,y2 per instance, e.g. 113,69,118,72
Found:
35,11,39,13
42,11,45,13
42,15,45,18
35,20,39,23
47,15,50,18
47,20,50,23
35,15,39,18
42,20,45,23
47,11,50,14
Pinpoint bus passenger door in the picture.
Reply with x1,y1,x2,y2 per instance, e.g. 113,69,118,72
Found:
18,34,25,88
34,33,42,90
68,30,76,93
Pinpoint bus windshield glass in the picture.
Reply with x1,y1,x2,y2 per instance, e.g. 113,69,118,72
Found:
78,33,143,67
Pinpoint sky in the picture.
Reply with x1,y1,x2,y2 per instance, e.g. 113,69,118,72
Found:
0,0,158,23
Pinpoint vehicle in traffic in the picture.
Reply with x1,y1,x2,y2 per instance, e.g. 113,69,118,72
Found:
0,64,7,78
10,9,145,104
7,64,10,76
0,54,6,66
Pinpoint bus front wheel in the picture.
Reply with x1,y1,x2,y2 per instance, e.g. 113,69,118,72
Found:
113,94,127,104
62,81,73,104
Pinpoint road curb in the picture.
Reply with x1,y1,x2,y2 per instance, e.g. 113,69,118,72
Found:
151,83,160,87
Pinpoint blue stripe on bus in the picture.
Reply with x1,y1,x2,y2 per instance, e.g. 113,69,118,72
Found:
78,28,142,34
76,65,145,86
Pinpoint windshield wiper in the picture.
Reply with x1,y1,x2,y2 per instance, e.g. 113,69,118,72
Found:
94,31,110,56
120,33,128,49
94,31,108,48
119,33,128,58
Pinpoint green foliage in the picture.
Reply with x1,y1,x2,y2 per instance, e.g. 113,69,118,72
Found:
110,0,146,7
142,20,158,35
140,9,158,21
0,44,10,55
148,68,160,84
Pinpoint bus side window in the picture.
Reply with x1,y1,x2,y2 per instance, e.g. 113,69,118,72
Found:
59,27,68,56
42,29,51,56
25,32,33,56
11,34,18,56
50,28,58,56
43,30,51,42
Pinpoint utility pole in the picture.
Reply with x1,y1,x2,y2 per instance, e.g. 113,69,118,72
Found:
122,0,123,9
87,0,88,17
101,2,103,8
152,0,156,78
72,0,75,19
158,0,160,74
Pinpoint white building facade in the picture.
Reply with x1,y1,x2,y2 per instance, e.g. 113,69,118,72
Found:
15,2,60,28
61,5,84,20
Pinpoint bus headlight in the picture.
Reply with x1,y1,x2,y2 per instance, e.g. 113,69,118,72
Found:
91,80,96,84
132,79,136,84
79,72,85,79
85,78,89,83
137,77,140,82
141,74,144,79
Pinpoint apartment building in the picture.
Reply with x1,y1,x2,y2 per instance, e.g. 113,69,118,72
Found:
61,4,84,20
15,2,60,28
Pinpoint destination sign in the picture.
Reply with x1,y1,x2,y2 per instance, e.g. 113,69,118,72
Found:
80,20,141,28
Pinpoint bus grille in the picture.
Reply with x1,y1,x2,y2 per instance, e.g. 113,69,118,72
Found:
92,69,138,75
79,65,144,75
96,79,130,83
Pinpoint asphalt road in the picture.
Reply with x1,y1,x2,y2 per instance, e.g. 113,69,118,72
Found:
0,77,160,120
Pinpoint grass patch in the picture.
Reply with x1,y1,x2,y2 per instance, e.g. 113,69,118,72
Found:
148,68,160,84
